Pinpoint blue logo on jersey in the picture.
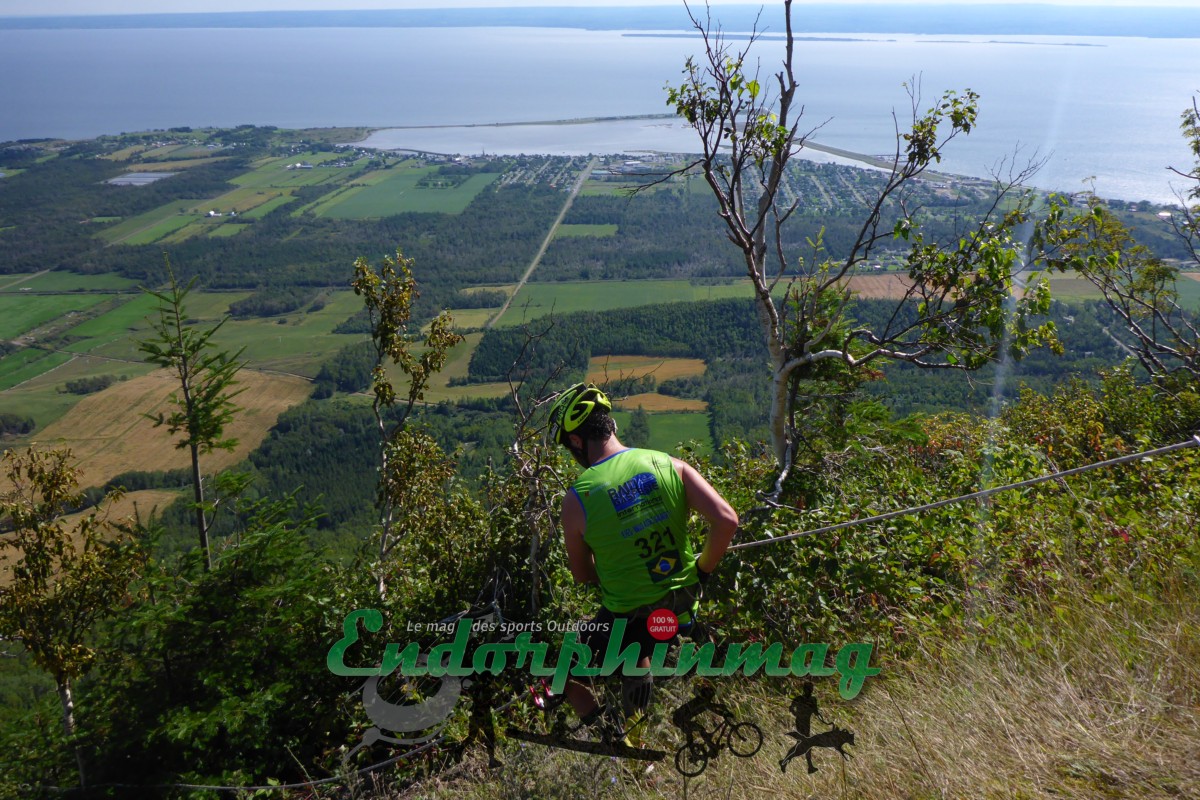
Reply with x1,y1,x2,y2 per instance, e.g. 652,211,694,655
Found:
608,472,658,512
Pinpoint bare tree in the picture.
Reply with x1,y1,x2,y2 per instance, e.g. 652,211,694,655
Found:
667,0,1057,482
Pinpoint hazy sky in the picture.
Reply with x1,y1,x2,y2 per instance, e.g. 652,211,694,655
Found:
2,0,1197,17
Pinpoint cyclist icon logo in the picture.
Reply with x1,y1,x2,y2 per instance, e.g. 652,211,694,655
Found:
670,680,763,777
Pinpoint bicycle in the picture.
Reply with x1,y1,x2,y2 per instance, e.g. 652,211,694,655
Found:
674,715,763,777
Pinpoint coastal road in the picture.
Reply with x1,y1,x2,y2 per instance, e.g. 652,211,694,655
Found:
487,156,599,329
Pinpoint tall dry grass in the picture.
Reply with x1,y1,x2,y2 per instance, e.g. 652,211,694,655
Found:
394,574,1199,800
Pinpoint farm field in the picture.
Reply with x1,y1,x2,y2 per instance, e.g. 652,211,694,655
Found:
555,223,618,238
97,201,206,245
209,291,365,375
445,308,495,330
233,152,353,187
0,487,185,590
0,349,73,394
586,354,706,383
838,270,1200,309
1173,273,1200,308
71,290,364,376
0,288,364,437
0,273,36,291
0,271,137,293
420,331,512,403
318,168,501,218
59,490,187,530
243,195,296,219
844,273,913,299
612,391,708,412
90,151,367,245
0,294,112,340
610,409,712,455
61,293,170,355
580,179,673,197
23,369,313,491
2,356,157,425
131,156,230,171
1041,276,1104,302
493,279,752,324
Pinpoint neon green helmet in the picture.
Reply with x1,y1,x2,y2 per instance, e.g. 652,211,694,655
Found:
548,383,611,446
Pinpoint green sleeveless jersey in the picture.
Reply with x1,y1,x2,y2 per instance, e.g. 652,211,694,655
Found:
571,448,698,613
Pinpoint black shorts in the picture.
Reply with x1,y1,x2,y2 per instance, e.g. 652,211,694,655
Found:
577,585,699,667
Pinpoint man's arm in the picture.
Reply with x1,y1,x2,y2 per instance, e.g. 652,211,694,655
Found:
562,489,599,584
673,458,739,574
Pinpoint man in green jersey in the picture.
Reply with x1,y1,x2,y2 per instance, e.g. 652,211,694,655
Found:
547,383,739,736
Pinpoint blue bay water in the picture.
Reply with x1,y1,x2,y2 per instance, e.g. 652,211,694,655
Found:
1,25,1196,204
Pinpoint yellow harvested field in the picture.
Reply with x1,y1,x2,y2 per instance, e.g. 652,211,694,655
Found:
0,489,184,588
1184,272,1200,283
614,392,708,412
61,489,186,528
587,355,706,382
844,274,915,299
22,369,312,490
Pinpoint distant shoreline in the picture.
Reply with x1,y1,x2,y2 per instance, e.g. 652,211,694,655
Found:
356,114,899,171
1,6,1195,39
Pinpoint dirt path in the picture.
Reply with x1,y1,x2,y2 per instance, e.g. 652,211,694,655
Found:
487,156,599,328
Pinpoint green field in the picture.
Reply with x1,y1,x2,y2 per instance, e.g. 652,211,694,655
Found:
320,169,500,218
444,308,495,330
580,178,676,197
128,215,201,245
0,294,111,340
0,374,84,427
0,270,138,293
610,410,712,456
556,224,619,238
0,290,364,430
65,292,252,360
98,201,206,245
0,349,72,392
63,293,161,338
1041,272,1200,311
232,152,352,189
243,195,296,219
0,273,36,290
494,279,751,326
1043,276,1104,302
1174,274,1200,310
419,331,512,403
207,292,365,375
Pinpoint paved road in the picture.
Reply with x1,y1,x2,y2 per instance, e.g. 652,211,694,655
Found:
487,156,599,329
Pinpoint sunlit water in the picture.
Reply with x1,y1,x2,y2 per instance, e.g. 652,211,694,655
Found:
2,26,1196,203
